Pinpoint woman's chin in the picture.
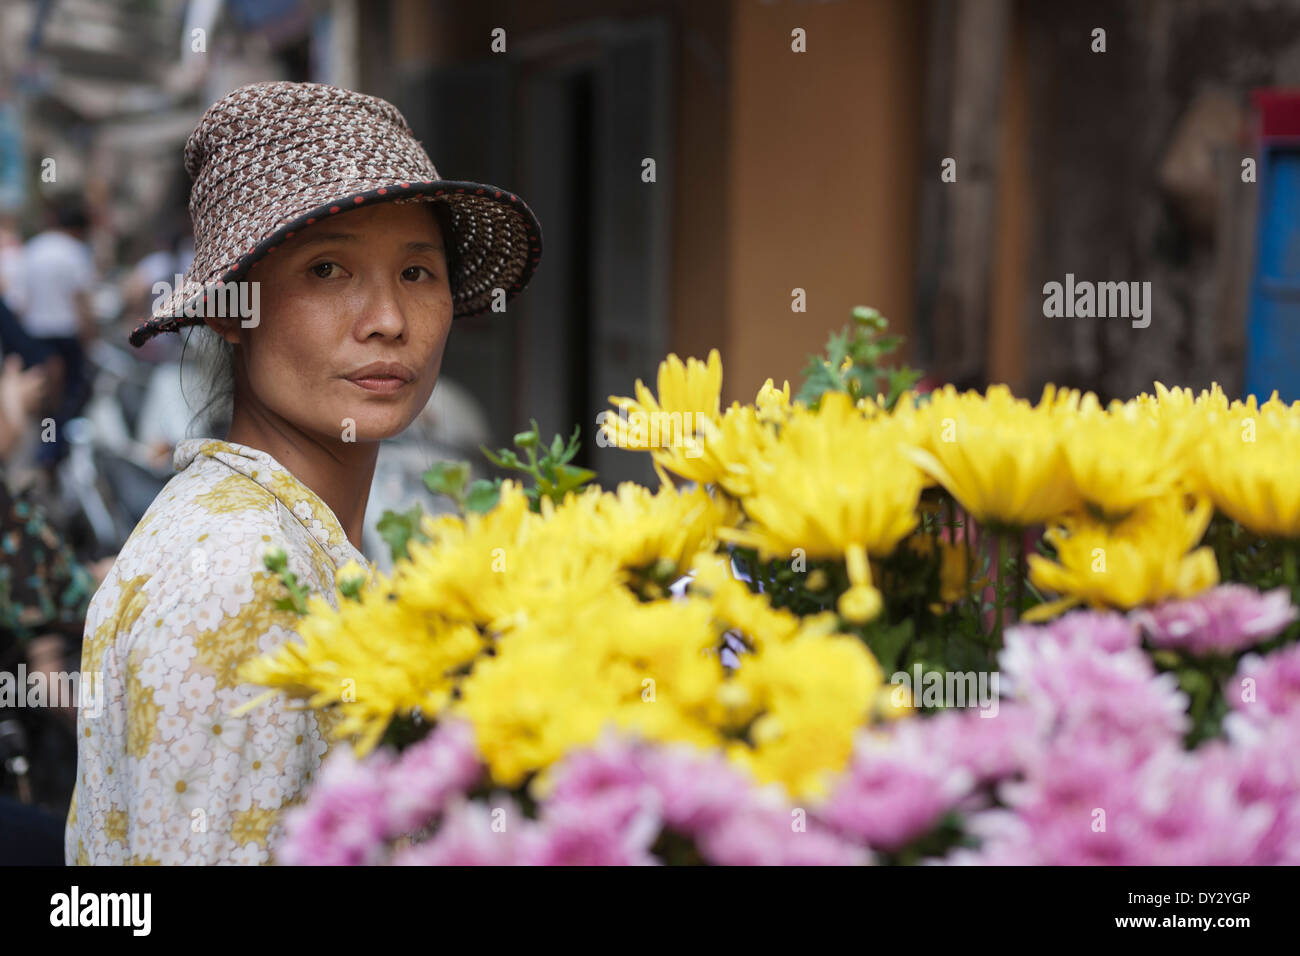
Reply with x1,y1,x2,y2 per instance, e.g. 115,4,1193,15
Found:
322,411,412,444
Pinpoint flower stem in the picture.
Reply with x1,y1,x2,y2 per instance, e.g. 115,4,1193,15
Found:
994,532,1009,648
962,506,973,612
1285,540,1298,606
1014,530,1026,621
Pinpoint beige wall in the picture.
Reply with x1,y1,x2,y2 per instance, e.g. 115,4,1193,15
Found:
720,0,925,403
386,0,925,406
988,1,1028,392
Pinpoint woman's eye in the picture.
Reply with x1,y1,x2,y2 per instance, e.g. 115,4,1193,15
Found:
402,265,435,281
310,262,341,279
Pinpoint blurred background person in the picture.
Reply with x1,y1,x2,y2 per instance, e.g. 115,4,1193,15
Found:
0,214,53,373
6,196,98,475
0,351,112,865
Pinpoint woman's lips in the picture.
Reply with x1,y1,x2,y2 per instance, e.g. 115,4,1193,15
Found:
347,376,408,394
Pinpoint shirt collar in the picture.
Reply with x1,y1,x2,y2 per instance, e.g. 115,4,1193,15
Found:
173,437,369,569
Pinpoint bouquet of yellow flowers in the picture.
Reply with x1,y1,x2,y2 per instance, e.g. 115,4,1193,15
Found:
245,307,1300,865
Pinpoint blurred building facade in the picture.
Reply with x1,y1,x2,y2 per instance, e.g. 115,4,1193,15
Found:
2,0,1297,485
363,0,926,485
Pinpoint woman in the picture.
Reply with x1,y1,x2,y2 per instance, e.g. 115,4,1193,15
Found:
65,81,542,865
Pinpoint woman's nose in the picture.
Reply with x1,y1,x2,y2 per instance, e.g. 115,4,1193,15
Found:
357,280,408,339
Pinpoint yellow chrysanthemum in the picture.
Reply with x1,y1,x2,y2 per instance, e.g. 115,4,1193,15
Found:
906,384,1082,528
1192,391,1300,537
725,632,882,799
873,682,914,721
602,349,723,464
451,628,614,786
454,594,725,786
238,572,486,756
715,391,922,620
1037,382,1086,417
1025,494,1218,619
683,402,781,496
1060,392,1192,519
561,479,739,581
754,377,793,425
242,460,899,796
334,558,372,590
401,482,625,633
688,552,804,651
1148,380,1231,418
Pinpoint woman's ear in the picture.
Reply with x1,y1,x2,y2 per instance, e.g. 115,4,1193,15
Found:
203,314,240,347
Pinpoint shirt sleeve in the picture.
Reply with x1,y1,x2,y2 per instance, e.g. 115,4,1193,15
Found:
72,534,333,865
72,242,96,293
1,253,26,313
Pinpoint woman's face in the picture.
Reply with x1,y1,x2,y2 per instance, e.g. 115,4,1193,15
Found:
210,201,453,444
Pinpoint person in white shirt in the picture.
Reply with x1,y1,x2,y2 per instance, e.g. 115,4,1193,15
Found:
13,198,98,468
0,217,55,374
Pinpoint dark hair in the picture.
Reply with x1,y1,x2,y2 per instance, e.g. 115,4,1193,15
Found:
53,196,89,232
182,324,235,437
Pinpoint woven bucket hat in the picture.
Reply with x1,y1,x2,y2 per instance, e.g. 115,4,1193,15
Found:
128,80,542,347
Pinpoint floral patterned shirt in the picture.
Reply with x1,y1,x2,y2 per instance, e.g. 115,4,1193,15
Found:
65,438,369,865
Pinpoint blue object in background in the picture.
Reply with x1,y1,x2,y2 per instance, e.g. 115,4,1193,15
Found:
1245,144,1300,403
0,103,24,213
227,0,303,30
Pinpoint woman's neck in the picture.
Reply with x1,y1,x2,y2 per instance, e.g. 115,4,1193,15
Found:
223,408,378,554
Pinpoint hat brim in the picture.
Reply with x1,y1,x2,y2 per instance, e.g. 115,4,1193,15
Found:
128,179,542,348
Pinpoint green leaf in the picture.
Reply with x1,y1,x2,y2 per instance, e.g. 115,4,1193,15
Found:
480,445,523,470
377,504,427,563
793,306,922,411
851,305,885,329
1150,649,1182,670
268,562,310,616
338,574,365,602
944,633,989,673
885,367,923,407
422,460,470,501
1178,667,1212,702
861,619,914,675
465,479,502,514
552,463,597,496
561,424,583,462
477,422,600,509
828,326,850,359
